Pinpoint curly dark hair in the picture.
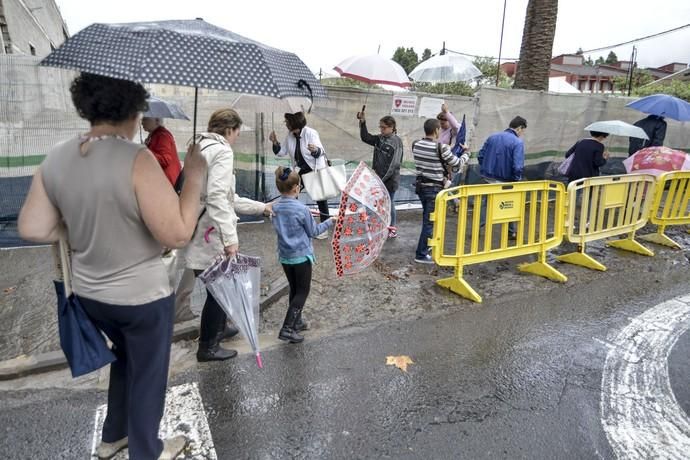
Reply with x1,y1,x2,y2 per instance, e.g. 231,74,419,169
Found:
70,73,149,125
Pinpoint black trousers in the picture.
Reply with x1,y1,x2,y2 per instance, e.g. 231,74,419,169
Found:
80,294,174,460
282,261,313,316
298,166,330,223
194,270,227,343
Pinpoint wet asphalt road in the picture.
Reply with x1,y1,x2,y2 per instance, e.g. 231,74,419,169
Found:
1,256,689,459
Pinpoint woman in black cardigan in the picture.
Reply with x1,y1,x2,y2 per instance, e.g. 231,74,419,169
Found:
565,131,610,183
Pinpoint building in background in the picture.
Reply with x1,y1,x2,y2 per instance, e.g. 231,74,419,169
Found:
0,0,68,56
501,54,687,94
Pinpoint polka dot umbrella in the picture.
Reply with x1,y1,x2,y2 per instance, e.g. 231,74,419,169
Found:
40,18,327,137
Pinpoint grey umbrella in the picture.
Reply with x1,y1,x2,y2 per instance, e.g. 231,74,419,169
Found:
144,96,190,120
40,19,327,136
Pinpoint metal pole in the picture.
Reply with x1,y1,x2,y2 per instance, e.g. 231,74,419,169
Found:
626,46,636,96
496,0,508,87
254,113,261,200
192,87,198,142
260,112,266,201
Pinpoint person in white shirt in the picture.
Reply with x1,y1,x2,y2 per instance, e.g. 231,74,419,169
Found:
269,112,330,239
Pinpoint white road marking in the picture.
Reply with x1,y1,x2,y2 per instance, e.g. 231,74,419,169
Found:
91,382,217,459
601,295,690,459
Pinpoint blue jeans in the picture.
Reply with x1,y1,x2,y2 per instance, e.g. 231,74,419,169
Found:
451,171,463,187
389,189,397,227
416,186,441,258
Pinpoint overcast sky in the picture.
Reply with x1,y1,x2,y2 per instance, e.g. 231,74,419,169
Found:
54,0,690,73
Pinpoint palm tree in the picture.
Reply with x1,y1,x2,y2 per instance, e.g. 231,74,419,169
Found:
513,0,559,91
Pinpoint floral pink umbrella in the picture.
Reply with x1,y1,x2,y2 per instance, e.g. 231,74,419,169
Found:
623,146,690,177
332,162,391,277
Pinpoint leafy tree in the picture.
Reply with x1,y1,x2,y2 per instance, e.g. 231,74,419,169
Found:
595,56,605,65
514,0,559,91
584,56,594,66
473,56,512,88
392,47,419,74
612,68,654,93
414,81,475,96
320,77,372,89
421,48,432,62
605,51,618,65
633,79,690,102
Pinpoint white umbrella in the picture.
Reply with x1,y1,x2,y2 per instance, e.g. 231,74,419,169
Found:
334,54,411,88
144,96,190,120
584,120,649,139
409,54,482,84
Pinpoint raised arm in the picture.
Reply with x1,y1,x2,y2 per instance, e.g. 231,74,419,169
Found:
359,120,378,146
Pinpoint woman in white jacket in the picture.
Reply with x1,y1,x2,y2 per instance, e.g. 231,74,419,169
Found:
269,112,330,238
184,108,271,361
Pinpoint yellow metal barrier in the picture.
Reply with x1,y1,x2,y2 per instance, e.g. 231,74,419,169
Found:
556,174,656,271
640,171,690,249
429,181,566,303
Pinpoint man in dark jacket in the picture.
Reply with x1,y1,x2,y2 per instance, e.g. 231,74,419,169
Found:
628,114,666,156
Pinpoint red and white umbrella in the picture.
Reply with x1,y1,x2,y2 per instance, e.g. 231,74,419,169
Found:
331,162,391,277
334,54,411,88
623,146,690,177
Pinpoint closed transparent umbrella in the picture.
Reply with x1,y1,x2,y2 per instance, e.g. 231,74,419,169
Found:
199,254,263,368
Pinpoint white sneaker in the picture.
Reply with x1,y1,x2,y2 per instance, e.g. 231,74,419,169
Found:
95,437,128,459
159,435,188,460
315,231,329,240
414,254,434,264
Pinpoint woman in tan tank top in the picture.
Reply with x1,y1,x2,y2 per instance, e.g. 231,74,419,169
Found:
18,73,205,460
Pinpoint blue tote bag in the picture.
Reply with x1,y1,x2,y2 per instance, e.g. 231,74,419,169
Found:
55,236,115,378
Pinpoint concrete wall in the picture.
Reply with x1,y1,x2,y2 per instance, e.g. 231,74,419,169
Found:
1,0,67,56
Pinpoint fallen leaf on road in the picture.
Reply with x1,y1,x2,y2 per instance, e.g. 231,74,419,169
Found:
386,355,414,372
3,286,16,294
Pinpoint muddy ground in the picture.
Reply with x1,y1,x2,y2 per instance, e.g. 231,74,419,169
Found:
2,204,688,374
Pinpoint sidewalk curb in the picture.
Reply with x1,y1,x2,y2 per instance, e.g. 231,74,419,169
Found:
0,280,289,381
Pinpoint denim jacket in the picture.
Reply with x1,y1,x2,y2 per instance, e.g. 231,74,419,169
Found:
271,196,334,259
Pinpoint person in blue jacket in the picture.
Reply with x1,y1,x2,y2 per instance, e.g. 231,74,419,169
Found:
478,116,527,182
271,166,335,343
476,116,527,237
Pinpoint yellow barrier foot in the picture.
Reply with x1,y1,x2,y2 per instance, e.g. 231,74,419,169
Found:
639,232,681,249
556,252,607,271
518,261,567,283
437,277,482,303
606,238,654,256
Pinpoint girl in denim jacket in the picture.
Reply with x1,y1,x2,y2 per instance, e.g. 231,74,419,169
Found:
271,166,335,343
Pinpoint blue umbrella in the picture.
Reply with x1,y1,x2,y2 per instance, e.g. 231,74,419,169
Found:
626,94,690,121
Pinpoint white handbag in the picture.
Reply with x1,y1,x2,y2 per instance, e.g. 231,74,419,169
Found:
302,162,347,201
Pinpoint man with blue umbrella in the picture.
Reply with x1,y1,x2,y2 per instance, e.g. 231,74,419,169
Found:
625,93,690,156
627,114,666,156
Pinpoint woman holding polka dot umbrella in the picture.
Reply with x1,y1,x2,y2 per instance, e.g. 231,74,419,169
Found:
40,18,327,138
